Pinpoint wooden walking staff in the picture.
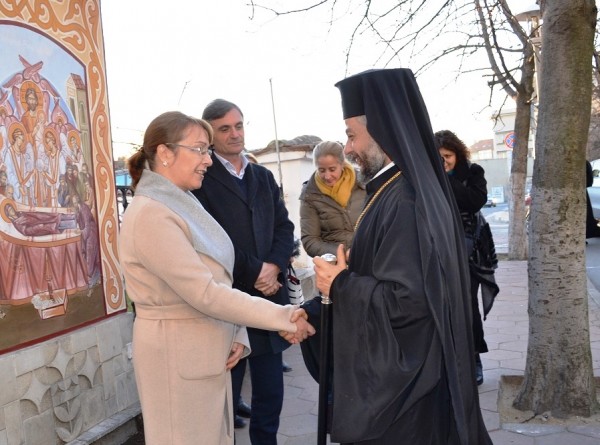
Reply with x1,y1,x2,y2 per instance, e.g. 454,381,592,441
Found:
318,253,337,445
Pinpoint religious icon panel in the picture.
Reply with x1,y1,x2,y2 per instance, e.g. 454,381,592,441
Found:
0,12,124,353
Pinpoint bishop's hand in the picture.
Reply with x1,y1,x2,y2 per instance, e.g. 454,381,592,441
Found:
313,244,347,297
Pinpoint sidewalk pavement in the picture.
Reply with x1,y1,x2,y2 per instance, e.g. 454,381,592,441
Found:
235,260,600,444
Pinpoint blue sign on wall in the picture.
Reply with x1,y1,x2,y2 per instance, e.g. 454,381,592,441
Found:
115,170,132,186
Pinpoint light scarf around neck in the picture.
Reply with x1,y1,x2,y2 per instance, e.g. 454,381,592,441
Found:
315,161,356,208
134,169,235,280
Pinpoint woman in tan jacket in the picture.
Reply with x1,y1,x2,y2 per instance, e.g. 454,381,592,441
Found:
299,141,366,257
119,111,314,445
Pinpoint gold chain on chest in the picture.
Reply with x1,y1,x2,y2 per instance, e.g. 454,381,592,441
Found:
354,171,402,231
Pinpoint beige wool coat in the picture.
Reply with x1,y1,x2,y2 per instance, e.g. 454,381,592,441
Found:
119,196,299,445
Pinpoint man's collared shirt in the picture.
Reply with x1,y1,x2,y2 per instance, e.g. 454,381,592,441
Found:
214,152,249,179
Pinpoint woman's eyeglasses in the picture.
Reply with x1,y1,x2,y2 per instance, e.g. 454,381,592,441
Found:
165,143,213,156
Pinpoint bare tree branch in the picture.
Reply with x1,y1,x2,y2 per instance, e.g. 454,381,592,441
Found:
475,0,517,98
247,0,333,17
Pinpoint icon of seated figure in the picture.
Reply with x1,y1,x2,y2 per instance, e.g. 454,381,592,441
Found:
1,200,77,236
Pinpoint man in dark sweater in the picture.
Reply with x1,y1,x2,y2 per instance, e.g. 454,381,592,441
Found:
192,99,294,444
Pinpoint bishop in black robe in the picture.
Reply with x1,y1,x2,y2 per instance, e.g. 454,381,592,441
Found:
311,68,492,445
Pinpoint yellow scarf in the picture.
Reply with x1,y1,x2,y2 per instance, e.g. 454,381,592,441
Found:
315,161,356,208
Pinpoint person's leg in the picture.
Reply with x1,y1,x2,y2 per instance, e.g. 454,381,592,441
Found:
238,398,252,417
470,275,487,353
248,352,283,445
231,359,247,428
470,275,486,385
474,353,483,386
231,359,246,409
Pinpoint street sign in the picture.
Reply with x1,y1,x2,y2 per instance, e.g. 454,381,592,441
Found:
504,131,515,149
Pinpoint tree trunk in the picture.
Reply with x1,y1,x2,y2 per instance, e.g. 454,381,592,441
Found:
508,48,535,260
514,0,599,416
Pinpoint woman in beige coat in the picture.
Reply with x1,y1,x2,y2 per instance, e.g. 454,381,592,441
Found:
119,111,314,445
299,141,366,257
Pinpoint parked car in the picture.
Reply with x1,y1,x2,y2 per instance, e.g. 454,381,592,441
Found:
590,159,600,219
588,185,600,219
485,195,497,207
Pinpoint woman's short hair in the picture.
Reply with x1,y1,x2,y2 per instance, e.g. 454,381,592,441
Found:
433,130,471,163
127,111,213,188
313,141,345,166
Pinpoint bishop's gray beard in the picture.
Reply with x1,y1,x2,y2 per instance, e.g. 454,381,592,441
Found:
349,139,387,183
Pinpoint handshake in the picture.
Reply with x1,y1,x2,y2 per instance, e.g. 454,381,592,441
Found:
279,308,315,344
227,308,315,371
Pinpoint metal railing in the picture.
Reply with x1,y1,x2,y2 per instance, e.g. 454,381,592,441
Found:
116,185,133,225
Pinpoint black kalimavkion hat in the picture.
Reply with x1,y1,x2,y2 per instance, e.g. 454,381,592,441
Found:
334,68,415,119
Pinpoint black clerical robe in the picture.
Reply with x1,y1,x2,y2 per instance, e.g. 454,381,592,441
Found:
328,166,483,444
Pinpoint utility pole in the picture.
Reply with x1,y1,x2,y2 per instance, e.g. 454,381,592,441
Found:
269,78,284,198
178,80,190,106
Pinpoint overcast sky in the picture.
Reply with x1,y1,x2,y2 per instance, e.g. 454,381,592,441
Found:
100,0,511,158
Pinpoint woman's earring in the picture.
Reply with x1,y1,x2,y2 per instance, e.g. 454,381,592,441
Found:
162,161,168,167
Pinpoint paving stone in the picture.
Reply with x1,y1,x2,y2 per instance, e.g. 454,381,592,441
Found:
502,423,565,436
479,389,500,412
567,424,600,438
488,428,535,444
534,431,600,445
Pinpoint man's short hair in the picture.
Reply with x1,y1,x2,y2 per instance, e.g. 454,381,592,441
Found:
202,99,243,121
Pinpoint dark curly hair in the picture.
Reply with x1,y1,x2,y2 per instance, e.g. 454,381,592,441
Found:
433,130,471,164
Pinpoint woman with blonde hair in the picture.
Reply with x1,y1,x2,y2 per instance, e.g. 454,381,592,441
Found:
299,140,366,257
119,111,314,445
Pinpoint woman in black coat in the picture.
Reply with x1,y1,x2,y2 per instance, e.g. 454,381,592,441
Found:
586,160,600,238
434,130,490,385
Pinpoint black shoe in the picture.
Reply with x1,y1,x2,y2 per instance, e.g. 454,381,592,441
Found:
475,354,484,386
234,415,247,429
237,401,251,418
282,362,293,373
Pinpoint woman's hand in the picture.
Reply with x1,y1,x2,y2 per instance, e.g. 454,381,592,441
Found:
279,308,316,343
225,342,245,370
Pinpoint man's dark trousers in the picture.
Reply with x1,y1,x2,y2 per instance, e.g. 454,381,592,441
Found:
232,352,284,444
